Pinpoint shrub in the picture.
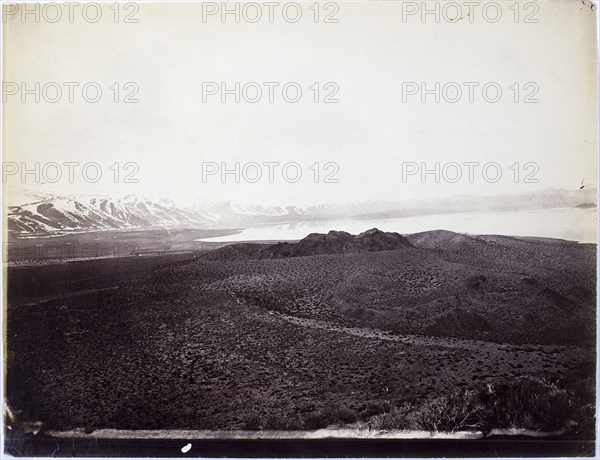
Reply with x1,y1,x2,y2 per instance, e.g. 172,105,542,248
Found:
324,404,359,424
370,405,411,431
303,404,359,429
265,414,305,430
483,377,594,432
366,377,595,434
243,414,264,430
303,412,330,430
406,389,485,432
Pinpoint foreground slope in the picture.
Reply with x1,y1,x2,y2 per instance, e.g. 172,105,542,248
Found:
6,229,596,432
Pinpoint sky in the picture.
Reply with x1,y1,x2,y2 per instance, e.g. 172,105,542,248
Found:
3,1,598,206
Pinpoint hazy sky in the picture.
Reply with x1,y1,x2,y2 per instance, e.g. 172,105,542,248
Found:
3,1,598,206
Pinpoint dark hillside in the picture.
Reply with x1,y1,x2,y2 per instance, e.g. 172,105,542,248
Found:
6,229,596,433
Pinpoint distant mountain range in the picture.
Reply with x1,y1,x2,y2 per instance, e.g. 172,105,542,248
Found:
6,192,213,234
5,188,596,236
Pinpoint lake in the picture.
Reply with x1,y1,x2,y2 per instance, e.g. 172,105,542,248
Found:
199,207,597,244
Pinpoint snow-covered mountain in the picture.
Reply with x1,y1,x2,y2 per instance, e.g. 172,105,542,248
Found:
6,192,214,234
5,188,596,236
4,190,364,235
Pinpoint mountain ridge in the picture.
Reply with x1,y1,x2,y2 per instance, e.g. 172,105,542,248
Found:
255,228,413,259
6,188,596,236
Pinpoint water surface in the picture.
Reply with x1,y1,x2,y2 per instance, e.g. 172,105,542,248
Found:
200,207,597,243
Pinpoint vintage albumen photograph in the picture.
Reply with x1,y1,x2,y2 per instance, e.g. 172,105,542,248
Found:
2,1,598,457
